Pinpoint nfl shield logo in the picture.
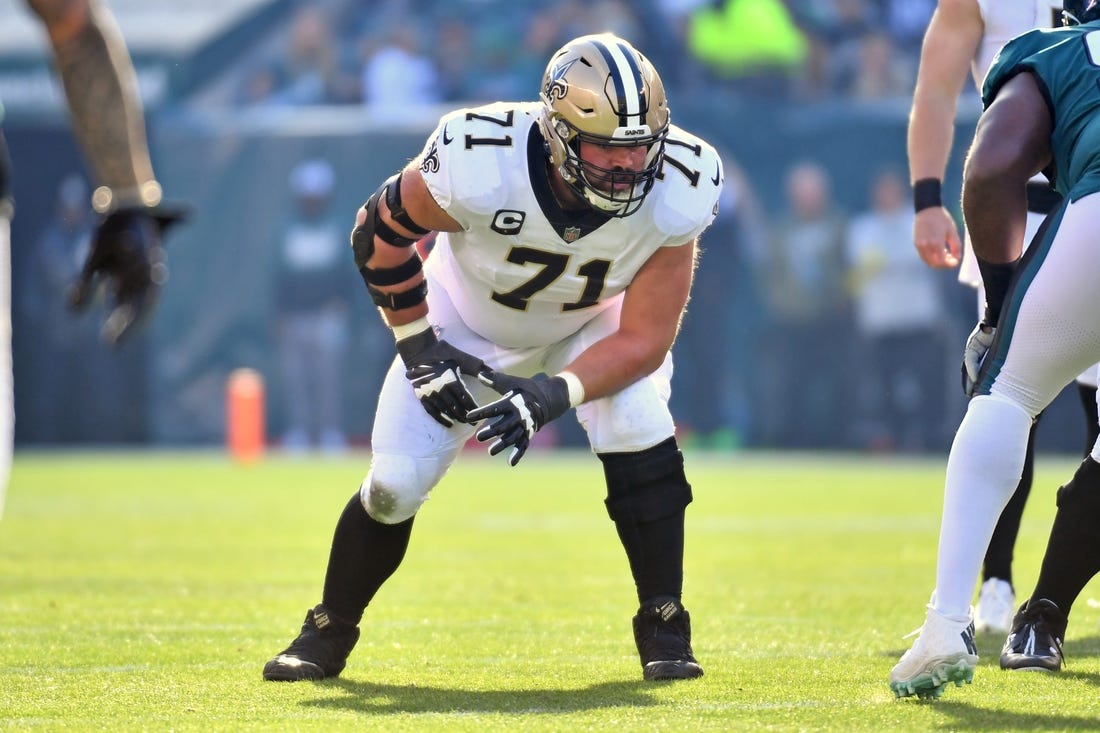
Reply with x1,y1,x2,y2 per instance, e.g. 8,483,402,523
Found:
563,226,582,243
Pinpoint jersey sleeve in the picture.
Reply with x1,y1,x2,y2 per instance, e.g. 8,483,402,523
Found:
981,28,1062,107
651,129,723,244
416,103,532,230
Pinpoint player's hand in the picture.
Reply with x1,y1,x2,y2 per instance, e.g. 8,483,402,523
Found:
468,371,570,466
913,207,961,269
962,321,996,397
68,205,186,346
397,329,487,427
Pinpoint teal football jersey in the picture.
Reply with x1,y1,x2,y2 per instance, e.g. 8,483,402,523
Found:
983,23,1100,200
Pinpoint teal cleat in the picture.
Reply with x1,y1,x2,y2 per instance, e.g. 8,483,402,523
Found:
889,600,978,700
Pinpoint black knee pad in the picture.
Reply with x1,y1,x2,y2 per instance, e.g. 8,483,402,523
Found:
1056,458,1100,510
599,437,693,523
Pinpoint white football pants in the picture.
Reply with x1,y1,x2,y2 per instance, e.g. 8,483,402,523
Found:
935,192,1100,617
361,281,676,524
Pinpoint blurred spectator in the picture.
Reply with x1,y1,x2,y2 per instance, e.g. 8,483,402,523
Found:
881,0,936,55
586,0,646,42
685,0,809,96
23,174,136,441
434,19,479,102
672,155,767,450
461,7,567,103
878,0,935,91
25,175,96,426
845,167,947,451
650,0,710,87
361,27,442,117
850,31,912,99
754,160,851,448
818,0,876,95
246,6,356,106
274,158,354,454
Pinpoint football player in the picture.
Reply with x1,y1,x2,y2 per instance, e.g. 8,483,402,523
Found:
891,0,1100,698
906,0,1100,638
0,0,180,519
263,33,722,683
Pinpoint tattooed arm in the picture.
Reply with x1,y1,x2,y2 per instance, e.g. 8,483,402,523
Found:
26,0,160,207
26,0,185,344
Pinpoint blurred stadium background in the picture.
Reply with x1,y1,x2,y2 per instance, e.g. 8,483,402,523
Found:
0,0,1089,455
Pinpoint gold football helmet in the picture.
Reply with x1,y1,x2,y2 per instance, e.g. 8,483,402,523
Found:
538,33,669,217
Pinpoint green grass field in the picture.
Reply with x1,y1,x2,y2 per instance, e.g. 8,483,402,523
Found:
3,449,1100,731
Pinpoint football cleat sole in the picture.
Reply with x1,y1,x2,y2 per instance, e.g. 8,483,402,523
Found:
890,658,975,700
643,660,704,681
263,654,328,682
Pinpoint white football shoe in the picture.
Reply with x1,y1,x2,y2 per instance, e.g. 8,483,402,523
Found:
974,578,1015,635
890,602,978,700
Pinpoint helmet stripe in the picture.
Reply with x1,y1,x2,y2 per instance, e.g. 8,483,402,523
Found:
591,38,643,126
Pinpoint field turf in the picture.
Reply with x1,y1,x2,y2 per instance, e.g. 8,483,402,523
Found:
3,449,1100,731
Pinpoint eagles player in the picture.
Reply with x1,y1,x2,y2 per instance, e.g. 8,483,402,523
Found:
0,0,179,520
907,0,1100,638
264,34,722,683
892,0,1100,697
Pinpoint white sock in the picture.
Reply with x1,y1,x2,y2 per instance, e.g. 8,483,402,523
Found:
933,394,1033,618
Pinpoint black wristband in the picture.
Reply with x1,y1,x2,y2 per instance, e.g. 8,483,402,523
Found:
395,324,438,367
913,178,943,213
977,256,1018,326
539,376,572,425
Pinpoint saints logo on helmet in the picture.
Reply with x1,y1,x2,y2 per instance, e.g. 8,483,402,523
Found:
1064,0,1100,24
537,34,669,218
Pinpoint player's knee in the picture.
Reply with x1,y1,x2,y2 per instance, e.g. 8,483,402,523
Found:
598,437,692,523
1056,457,1100,511
359,453,430,524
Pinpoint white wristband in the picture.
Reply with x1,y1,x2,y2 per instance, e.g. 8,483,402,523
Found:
556,370,585,407
391,316,433,342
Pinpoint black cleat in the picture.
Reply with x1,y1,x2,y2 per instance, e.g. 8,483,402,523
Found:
263,604,360,681
632,597,704,681
999,598,1066,672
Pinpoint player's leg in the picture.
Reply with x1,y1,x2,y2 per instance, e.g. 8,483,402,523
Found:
972,206,1053,632
1002,363,1100,671
549,305,702,681
1024,363,1100,615
264,287,483,681
892,196,1100,696
1076,365,1100,455
975,417,1038,634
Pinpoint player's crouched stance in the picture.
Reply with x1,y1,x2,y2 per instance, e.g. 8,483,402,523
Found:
891,0,1100,700
263,33,721,684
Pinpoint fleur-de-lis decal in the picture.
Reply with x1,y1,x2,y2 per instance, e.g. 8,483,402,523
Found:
544,58,577,101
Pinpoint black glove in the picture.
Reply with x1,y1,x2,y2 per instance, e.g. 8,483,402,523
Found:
397,326,487,427
68,205,186,345
467,371,571,466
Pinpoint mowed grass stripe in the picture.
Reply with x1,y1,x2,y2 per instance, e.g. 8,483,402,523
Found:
3,450,1099,732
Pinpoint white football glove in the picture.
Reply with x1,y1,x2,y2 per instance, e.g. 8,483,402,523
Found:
962,322,996,397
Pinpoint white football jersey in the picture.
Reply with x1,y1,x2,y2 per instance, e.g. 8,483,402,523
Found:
417,101,722,348
973,0,1061,85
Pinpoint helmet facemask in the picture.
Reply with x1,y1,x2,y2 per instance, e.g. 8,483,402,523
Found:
554,117,666,217
538,34,669,218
